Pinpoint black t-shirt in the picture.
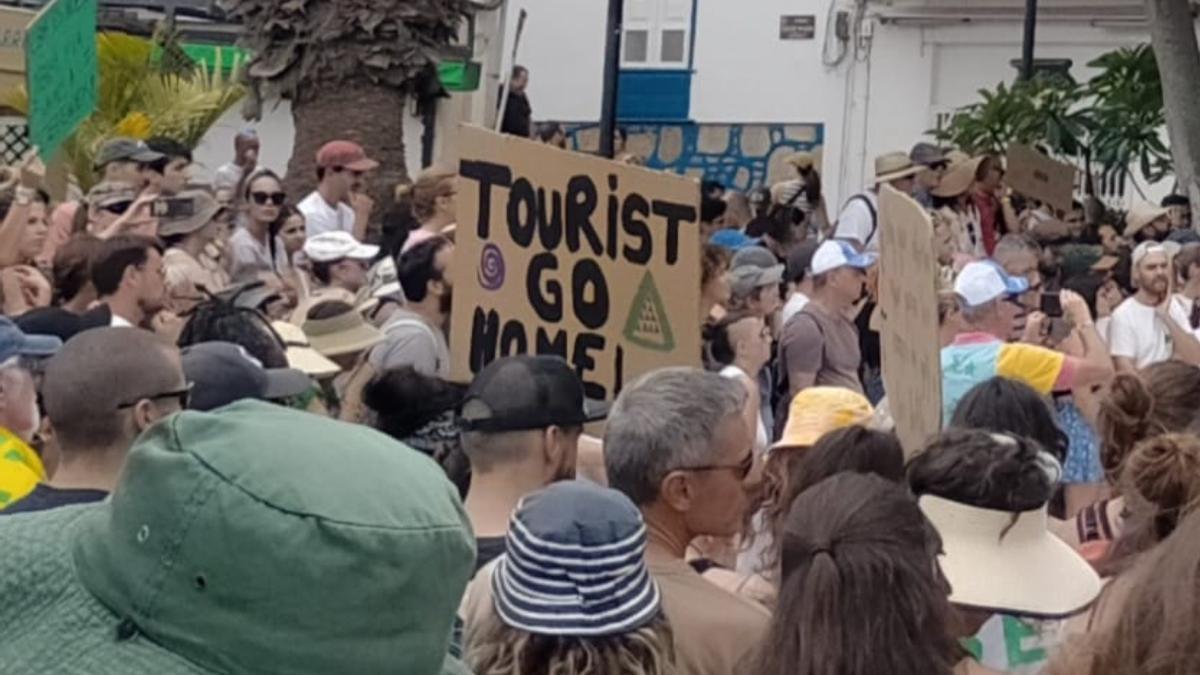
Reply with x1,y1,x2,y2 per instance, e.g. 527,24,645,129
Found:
1,483,108,515
500,91,532,138
475,536,507,573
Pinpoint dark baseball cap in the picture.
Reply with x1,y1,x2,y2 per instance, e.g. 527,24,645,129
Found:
459,356,608,433
181,342,312,412
785,239,820,283
94,137,163,168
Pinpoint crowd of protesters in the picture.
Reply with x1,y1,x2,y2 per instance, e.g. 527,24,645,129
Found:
2,67,1200,673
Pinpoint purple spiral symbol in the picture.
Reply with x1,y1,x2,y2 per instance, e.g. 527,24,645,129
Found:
478,243,506,291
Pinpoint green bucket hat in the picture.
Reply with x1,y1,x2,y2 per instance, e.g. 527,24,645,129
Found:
0,400,476,674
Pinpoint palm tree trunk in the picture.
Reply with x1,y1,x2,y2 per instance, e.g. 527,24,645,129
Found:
286,78,409,229
1146,0,1200,227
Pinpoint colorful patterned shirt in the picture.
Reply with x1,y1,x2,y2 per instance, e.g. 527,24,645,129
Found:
941,333,1073,424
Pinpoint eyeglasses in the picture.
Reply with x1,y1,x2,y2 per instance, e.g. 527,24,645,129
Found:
101,200,134,215
251,191,286,206
679,451,755,481
116,383,194,410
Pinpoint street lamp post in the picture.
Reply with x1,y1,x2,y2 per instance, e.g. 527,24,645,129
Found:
599,0,623,158
1020,0,1038,80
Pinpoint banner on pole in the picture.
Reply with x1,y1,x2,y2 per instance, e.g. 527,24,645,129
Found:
25,0,97,160
450,125,702,400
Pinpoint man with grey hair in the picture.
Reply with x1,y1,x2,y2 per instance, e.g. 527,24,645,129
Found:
2,327,186,514
457,355,606,574
605,367,768,675
941,260,1112,424
0,318,60,510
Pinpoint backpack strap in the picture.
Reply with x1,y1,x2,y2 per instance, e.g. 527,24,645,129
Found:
847,194,879,248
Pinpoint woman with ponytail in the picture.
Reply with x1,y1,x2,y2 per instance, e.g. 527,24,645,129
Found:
743,472,974,675
1071,361,1200,556
703,311,772,455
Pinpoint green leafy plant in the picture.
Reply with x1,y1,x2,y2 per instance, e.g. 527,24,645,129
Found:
932,44,1170,198
1,30,245,190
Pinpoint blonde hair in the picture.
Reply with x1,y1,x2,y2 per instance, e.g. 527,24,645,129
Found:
466,612,677,675
411,166,456,221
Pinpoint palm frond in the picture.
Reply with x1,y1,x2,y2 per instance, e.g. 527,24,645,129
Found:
0,31,244,190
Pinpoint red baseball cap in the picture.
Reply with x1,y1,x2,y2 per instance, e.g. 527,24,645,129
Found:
316,140,379,171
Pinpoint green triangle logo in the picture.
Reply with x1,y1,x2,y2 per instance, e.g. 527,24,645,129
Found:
623,271,675,352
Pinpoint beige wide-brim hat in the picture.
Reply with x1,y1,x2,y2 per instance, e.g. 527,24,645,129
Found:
920,495,1101,619
272,321,342,379
302,309,384,358
1124,203,1170,238
931,157,985,199
874,151,923,184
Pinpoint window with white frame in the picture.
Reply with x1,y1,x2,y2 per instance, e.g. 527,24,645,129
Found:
622,0,692,68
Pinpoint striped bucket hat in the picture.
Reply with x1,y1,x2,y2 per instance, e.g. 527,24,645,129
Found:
490,480,661,637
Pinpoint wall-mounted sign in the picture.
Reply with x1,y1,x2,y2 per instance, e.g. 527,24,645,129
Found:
780,15,816,41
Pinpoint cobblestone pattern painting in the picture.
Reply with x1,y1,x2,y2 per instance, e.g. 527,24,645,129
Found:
565,122,824,192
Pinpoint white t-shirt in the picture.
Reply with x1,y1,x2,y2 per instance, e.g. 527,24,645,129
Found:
833,190,879,253
1108,297,1172,368
1168,294,1200,343
780,292,810,327
719,364,769,455
298,191,356,238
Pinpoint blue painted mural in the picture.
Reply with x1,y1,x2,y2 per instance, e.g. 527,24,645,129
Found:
564,122,824,192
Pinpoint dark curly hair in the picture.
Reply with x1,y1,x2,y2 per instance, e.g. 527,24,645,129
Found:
950,376,1068,462
178,297,288,369
907,428,1057,512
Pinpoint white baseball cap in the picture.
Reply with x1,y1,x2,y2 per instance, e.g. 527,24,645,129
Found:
303,231,379,263
810,240,878,276
954,260,1030,308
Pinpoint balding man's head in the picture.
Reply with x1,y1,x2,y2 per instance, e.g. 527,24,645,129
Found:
42,328,184,453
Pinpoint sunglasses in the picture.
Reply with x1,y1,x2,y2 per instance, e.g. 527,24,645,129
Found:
251,191,287,206
332,166,365,178
680,451,755,481
100,200,134,215
116,383,194,411
928,161,949,172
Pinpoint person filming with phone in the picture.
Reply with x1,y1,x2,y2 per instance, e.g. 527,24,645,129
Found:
940,260,1113,425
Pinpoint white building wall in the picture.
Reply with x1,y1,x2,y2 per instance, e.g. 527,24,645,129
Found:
190,2,1163,206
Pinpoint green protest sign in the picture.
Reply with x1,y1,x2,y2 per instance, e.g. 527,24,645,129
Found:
25,0,97,160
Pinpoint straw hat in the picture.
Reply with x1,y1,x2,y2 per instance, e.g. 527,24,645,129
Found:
272,321,341,379
774,387,874,450
920,494,1101,618
873,151,923,184
931,157,985,199
1124,203,1170,238
302,308,383,358
289,288,379,326
944,150,970,166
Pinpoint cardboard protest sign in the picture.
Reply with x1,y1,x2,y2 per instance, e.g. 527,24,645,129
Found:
451,125,701,400
1005,145,1076,213
0,6,34,92
25,0,98,160
878,185,942,456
